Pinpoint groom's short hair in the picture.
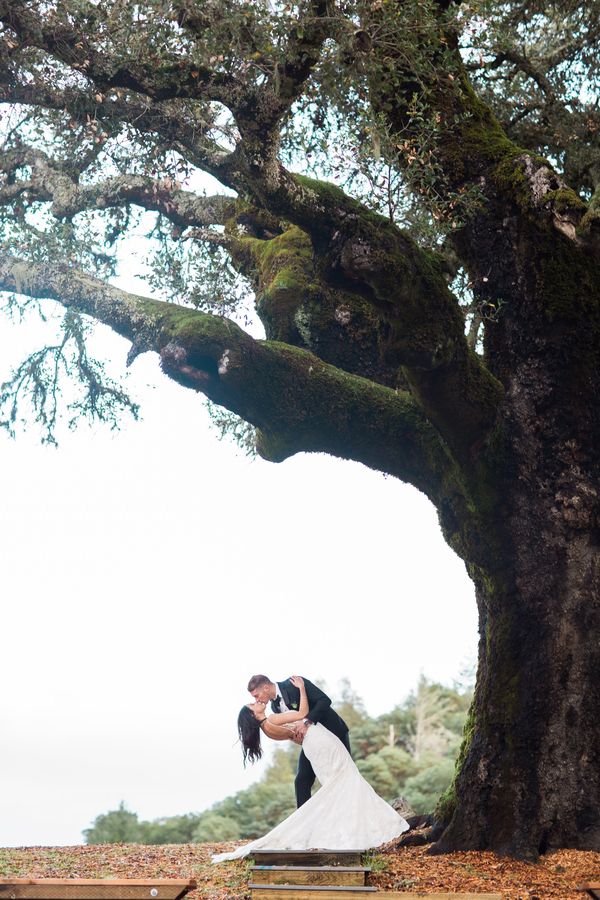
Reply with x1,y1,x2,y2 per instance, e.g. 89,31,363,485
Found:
248,674,271,692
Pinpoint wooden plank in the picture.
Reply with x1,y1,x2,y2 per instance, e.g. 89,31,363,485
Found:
250,892,502,900
252,869,371,873
249,886,376,899
251,868,366,886
576,887,600,900
251,852,363,867
0,883,194,888
0,880,196,900
373,895,503,899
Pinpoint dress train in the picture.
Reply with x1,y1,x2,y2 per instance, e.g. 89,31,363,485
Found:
212,723,409,862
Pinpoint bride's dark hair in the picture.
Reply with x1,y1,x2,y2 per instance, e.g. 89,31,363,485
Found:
238,706,263,766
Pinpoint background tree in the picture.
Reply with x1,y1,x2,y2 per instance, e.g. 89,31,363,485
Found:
84,802,143,845
2,0,600,858
406,675,461,763
192,813,241,843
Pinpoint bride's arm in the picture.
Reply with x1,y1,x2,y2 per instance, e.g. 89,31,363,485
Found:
262,721,296,741
297,676,309,716
267,676,309,724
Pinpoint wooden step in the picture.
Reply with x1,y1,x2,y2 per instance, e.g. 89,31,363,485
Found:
251,851,363,867
249,886,376,900
251,867,369,887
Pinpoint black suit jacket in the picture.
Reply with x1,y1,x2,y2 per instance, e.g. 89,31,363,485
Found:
271,677,349,742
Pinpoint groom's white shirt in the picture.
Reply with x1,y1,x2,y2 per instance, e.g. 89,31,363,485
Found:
275,683,290,712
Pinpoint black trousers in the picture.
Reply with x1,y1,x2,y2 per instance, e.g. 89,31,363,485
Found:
295,729,352,807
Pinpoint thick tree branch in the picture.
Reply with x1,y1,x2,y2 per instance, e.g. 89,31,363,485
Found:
0,79,239,190
2,0,503,462
57,178,234,227
226,215,409,389
0,250,466,511
1,0,333,197
227,172,504,459
208,1,333,192
0,65,502,461
482,50,556,101
0,145,235,226
361,0,587,238
238,0,330,131
0,0,239,105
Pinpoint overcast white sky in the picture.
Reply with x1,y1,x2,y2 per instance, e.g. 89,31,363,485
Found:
0,322,478,847
0,202,478,848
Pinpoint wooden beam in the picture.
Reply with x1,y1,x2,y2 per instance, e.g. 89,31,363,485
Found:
0,879,196,900
249,887,376,899
250,892,502,900
251,852,363,867
251,868,367,886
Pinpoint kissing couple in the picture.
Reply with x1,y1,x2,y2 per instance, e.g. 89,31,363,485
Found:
212,673,409,862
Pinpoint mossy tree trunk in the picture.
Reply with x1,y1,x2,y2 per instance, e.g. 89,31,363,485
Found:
437,385,600,856
357,2,600,856
443,529,600,857
429,199,600,855
1,0,600,859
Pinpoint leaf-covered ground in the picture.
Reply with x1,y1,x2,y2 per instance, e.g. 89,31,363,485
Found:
0,842,598,899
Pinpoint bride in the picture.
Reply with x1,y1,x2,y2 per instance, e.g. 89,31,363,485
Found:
212,676,409,862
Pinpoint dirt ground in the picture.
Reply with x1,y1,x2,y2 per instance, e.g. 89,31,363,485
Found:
0,841,598,899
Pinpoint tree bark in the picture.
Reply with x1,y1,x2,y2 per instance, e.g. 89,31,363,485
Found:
437,520,600,858
432,220,600,858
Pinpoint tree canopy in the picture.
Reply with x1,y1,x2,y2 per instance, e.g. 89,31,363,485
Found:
2,0,598,451
2,0,600,859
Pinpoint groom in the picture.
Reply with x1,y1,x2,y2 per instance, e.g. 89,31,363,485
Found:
247,674,351,807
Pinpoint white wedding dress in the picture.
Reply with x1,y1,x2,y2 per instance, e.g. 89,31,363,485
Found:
212,723,409,862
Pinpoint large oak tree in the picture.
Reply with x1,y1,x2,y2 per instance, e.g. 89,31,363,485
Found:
1,0,599,859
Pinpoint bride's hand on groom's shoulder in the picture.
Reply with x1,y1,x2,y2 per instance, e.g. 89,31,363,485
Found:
290,675,304,687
